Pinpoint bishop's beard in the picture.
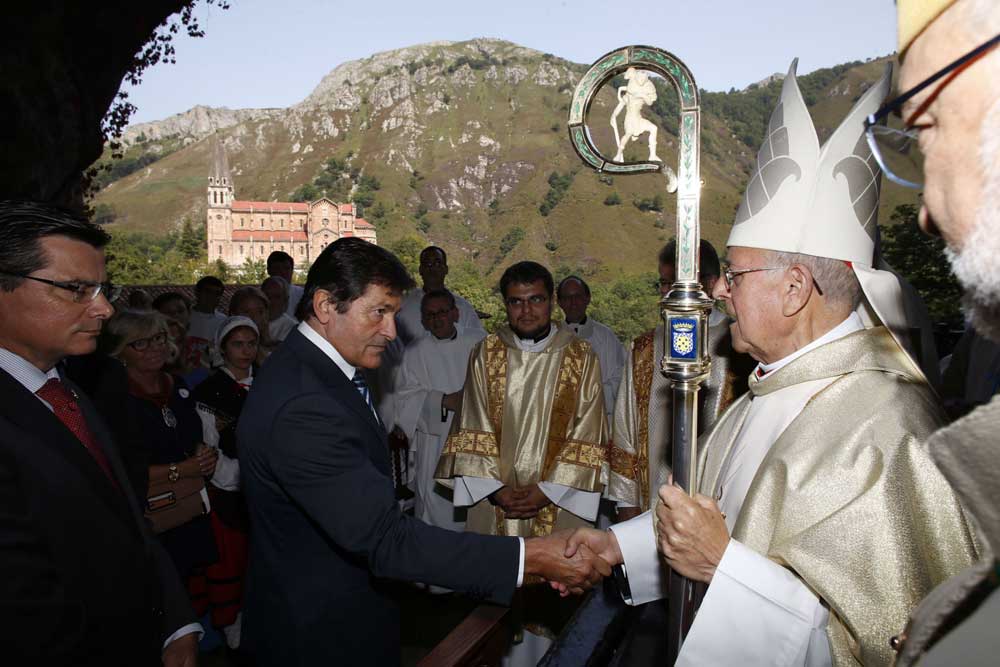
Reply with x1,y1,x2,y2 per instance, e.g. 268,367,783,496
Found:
946,96,1000,342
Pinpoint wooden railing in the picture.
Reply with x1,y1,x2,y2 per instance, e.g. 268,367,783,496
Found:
417,603,511,667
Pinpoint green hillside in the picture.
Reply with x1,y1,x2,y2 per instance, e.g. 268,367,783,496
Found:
93,39,917,286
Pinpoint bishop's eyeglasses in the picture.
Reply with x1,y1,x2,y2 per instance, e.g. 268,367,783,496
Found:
864,32,1000,189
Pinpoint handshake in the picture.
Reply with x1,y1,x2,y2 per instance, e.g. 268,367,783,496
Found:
522,527,625,596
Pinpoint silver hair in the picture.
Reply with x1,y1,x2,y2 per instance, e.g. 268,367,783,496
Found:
765,250,862,308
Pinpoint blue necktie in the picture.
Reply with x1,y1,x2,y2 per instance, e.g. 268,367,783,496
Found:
352,370,380,424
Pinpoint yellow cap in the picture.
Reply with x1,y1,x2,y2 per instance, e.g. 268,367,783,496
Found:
897,0,957,54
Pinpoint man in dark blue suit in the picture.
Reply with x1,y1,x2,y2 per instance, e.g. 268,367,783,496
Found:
238,238,609,666
0,201,199,665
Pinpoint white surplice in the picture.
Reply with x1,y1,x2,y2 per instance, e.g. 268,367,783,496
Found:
564,316,626,425
610,313,865,667
394,324,485,530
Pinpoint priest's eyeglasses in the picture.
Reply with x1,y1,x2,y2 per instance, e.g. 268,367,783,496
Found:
864,32,1000,189
0,272,121,303
505,294,548,308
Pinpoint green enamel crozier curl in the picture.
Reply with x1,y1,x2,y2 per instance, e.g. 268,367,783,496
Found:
568,45,714,661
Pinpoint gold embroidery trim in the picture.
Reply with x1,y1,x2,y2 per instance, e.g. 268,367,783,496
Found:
632,330,655,506
440,428,500,458
484,335,508,441
543,339,589,476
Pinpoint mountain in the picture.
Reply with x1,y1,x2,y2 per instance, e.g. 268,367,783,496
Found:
93,39,916,282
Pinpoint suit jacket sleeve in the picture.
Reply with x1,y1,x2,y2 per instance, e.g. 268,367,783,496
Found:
267,391,520,603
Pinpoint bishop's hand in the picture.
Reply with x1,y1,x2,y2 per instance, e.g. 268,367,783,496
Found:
655,482,729,583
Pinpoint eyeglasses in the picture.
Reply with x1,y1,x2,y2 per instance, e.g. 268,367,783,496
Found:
505,294,549,308
722,266,782,287
865,32,1000,189
722,265,824,296
128,332,169,351
0,272,121,303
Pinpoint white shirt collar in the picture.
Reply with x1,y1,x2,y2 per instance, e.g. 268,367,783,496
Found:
297,321,357,381
513,323,557,352
0,346,61,394
758,312,864,377
566,317,592,337
220,365,254,386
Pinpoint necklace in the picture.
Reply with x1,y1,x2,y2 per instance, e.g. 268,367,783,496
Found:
162,406,177,428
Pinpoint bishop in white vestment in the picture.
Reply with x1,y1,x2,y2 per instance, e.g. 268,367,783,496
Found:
565,59,978,667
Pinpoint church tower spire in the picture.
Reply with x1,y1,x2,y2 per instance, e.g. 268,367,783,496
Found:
208,134,234,209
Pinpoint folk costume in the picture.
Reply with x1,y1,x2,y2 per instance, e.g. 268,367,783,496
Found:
611,60,978,666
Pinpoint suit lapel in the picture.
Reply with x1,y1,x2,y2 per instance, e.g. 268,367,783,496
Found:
285,330,387,443
0,368,135,532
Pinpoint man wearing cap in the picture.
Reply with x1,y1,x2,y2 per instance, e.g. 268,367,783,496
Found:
564,61,978,666
877,2,1000,664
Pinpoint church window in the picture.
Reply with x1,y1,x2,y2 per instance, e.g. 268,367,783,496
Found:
260,245,264,254
216,214,222,220
260,218,264,228
240,245,244,255
218,245,222,255
322,218,329,226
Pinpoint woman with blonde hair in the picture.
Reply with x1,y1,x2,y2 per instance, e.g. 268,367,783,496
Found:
102,309,219,586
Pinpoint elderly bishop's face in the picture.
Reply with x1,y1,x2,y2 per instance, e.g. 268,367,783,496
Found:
712,246,787,364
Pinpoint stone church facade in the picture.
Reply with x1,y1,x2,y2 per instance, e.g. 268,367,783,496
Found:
206,140,376,268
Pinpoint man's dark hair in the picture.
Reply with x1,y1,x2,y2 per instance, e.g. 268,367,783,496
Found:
266,250,294,273
420,245,447,265
195,275,224,292
421,288,456,311
299,238,415,318
499,261,554,298
658,239,721,280
152,291,189,312
0,200,111,292
557,275,590,299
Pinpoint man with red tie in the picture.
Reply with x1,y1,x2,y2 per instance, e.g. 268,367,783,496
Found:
0,201,200,665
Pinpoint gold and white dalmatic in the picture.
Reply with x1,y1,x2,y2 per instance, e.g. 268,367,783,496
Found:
434,323,609,538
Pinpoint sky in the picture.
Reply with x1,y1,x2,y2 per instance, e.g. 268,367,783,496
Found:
125,0,898,124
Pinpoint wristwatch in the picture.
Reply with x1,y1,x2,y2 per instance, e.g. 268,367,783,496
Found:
168,463,180,483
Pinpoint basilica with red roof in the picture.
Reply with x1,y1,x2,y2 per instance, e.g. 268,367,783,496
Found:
205,140,377,268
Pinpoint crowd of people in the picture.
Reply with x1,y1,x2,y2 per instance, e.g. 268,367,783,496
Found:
1,1,998,666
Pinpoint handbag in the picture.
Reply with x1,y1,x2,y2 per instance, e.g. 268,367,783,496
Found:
145,473,208,534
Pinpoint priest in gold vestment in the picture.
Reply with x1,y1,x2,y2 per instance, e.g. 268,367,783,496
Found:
566,60,979,666
435,261,609,665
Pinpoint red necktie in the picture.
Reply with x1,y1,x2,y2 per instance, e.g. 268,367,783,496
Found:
36,378,120,490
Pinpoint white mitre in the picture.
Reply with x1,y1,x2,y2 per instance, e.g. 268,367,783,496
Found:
727,59,924,378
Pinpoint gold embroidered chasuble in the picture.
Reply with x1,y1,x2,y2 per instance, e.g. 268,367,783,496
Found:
435,324,609,538
693,326,978,666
